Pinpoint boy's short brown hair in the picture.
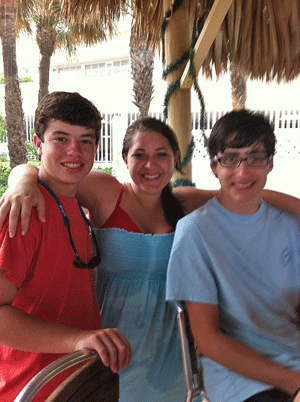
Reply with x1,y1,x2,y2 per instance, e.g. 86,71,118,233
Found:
34,92,102,144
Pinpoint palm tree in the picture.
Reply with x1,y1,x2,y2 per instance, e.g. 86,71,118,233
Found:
123,1,154,117
18,0,116,104
230,62,248,110
129,33,154,118
0,0,27,168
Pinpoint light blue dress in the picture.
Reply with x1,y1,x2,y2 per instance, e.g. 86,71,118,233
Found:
94,228,186,402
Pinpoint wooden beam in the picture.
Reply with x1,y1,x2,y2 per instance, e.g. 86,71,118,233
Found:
180,0,234,89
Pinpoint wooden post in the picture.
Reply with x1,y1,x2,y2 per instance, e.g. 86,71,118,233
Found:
163,0,193,182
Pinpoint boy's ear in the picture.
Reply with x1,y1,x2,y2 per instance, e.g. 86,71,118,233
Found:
174,150,180,170
210,157,218,177
33,134,43,156
268,157,274,173
123,153,128,167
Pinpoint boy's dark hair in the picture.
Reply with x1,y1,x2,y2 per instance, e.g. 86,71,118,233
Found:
208,109,276,157
34,92,102,144
122,117,184,229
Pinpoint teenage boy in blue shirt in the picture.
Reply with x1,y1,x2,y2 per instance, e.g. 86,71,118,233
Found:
167,109,300,402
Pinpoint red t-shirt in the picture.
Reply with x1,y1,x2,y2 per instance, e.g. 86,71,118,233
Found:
0,184,101,401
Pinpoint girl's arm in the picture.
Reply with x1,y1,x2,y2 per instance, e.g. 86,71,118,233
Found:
173,186,300,217
173,186,219,215
262,189,300,216
0,164,43,237
2,167,299,235
0,164,122,236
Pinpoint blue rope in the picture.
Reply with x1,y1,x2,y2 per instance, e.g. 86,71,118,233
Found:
172,178,196,188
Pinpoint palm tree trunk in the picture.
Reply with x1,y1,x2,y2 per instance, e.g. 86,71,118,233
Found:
230,63,247,110
0,0,27,168
38,49,52,104
36,25,56,104
130,29,154,118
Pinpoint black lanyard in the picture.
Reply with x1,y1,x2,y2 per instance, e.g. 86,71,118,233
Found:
37,177,101,269
37,177,92,229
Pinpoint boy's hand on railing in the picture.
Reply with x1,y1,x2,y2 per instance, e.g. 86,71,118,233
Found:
73,328,131,373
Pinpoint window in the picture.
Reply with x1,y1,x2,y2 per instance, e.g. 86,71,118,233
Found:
52,66,81,80
84,59,129,78
85,62,106,77
53,59,129,80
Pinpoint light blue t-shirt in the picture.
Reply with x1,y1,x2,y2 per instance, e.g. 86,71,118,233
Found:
166,197,300,402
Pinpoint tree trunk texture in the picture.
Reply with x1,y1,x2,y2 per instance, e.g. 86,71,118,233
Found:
0,0,27,168
36,24,56,104
230,63,247,110
129,31,154,118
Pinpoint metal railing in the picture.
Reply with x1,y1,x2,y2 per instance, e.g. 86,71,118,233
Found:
14,350,98,402
1,109,299,166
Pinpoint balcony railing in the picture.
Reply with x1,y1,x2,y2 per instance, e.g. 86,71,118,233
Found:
0,109,299,166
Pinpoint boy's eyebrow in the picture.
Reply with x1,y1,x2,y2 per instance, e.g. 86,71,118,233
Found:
50,130,96,138
222,149,267,155
81,132,96,138
50,130,69,135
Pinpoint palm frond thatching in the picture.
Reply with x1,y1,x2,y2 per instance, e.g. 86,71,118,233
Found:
60,0,126,25
205,0,300,82
58,0,300,82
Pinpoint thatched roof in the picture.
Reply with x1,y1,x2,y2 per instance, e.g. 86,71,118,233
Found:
60,0,300,83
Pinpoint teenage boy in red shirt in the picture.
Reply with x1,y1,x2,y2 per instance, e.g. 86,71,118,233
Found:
0,91,131,401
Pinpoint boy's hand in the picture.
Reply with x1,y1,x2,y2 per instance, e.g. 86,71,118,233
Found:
74,328,131,373
0,186,46,237
0,270,130,375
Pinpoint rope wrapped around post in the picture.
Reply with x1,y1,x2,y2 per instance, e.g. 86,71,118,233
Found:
161,0,212,187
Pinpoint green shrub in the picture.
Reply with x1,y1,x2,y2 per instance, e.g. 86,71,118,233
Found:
0,162,10,198
0,112,6,143
0,153,8,162
26,140,39,161
0,76,33,84
95,166,113,175
19,76,34,83
0,160,40,198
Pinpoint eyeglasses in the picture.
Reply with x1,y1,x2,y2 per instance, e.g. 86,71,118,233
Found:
67,225,101,269
213,154,273,169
